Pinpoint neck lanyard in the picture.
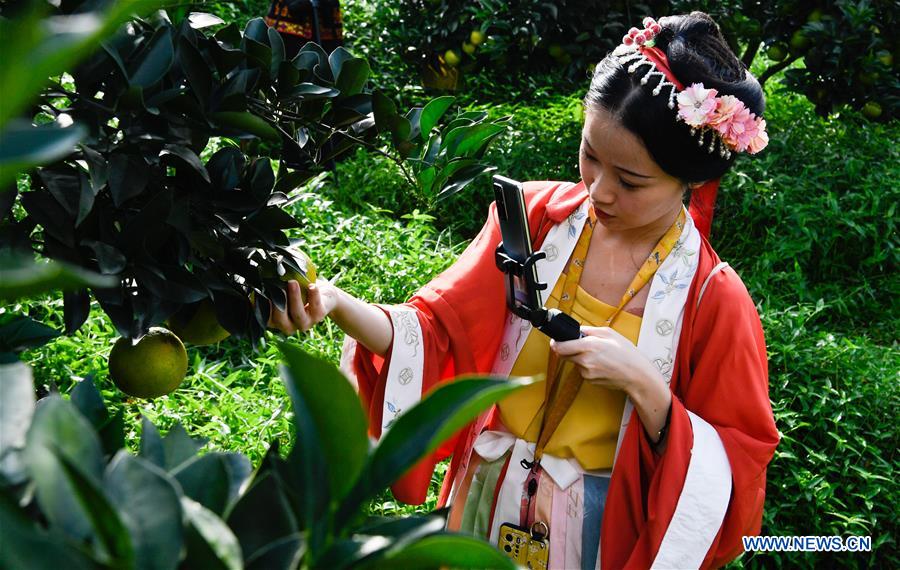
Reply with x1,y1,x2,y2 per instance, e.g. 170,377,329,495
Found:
528,207,687,465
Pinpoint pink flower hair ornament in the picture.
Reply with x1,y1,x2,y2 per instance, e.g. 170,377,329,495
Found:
614,17,768,157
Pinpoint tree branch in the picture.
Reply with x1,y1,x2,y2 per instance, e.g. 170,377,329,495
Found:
741,39,761,70
758,54,802,86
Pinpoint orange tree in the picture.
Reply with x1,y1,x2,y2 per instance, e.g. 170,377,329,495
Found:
1,0,508,342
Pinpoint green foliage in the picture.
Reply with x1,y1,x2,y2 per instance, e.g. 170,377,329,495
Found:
331,92,581,235
743,302,899,568
681,0,898,120
0,0,177,189
714,86,899,338
2,346,530,568
360,0,898,120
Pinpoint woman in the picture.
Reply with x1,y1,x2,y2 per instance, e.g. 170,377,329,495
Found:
269,12,779,569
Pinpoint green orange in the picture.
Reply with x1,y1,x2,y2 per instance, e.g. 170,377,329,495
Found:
109,327,188,399
167,299,230,346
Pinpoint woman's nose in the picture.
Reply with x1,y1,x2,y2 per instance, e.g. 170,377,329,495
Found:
589,173,616,204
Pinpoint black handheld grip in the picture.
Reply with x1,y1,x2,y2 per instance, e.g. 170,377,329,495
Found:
537,308,584,342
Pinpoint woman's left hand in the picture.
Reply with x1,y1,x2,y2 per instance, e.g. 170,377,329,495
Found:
549,325,658,396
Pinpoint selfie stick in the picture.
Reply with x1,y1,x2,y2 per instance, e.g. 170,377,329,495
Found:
494,245,584,342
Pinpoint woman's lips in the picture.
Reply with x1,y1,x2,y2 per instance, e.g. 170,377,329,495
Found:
593,206,614,219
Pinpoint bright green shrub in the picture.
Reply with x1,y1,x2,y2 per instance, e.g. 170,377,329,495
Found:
743,301,899,568
714,88,899,339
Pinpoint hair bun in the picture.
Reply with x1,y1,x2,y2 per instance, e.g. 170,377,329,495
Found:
657,12,764,116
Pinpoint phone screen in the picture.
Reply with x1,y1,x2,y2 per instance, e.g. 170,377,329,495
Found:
513,274,530,308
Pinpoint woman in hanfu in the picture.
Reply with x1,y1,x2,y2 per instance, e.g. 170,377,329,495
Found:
269,12,779,569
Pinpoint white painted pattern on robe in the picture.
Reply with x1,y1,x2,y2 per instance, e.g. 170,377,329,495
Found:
379,306,424,432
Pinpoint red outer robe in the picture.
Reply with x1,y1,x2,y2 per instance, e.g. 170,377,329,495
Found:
344,180,779,569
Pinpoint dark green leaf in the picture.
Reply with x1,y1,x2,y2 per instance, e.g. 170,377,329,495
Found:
64,289,91,334
245,534,306,570
273,170,313,195
182,497,243,570
406,107,423,142
444,123,506,157
108,153,149,207
81,239,128,275
75,173,95,227
276,60,301,93
0,493,99,570
99,409,126,459
243,18,269,44
417,166,437,193
278,343,369,501
80,145,108,194
0,314,59,354
171,452,232,515
275,364,330,535
327,47,354,82
37,165,81,221
23,396,105,542
296,42,332,82
420,96,455,139
139,416,165,468
104,452,184,570
0,254,116,301
0,121,87,188
437,164,497,202
162,422,208,471
177,35,212,103
226,471,299,562
161,144,211,183
319,513,446,569
247,533,306,570
19,189,75,247
372,90,399,133
212,112,280,142
334,56,369,97
70,376,108,431
374,533,518,569
206,146,245,191
129,26,175,88
0,361,35,484
421,132,442,166
267,27,285,78
243,38,272,72
289,82,339,99
55,450,135,567
339,377,533,524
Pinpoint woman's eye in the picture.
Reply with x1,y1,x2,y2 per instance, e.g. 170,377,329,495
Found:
581,149,596,162
619,178,637,189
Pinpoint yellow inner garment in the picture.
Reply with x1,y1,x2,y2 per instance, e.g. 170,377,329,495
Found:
498,276,642,470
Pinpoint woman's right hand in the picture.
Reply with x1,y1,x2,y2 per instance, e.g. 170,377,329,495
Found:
267,278,339,335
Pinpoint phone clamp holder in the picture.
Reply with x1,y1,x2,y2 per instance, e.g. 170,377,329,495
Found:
495,244,584,341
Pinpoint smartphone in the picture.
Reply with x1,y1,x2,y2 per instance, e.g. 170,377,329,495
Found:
493,175,542,311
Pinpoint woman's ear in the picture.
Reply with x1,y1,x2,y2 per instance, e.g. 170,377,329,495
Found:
687,180,708,190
